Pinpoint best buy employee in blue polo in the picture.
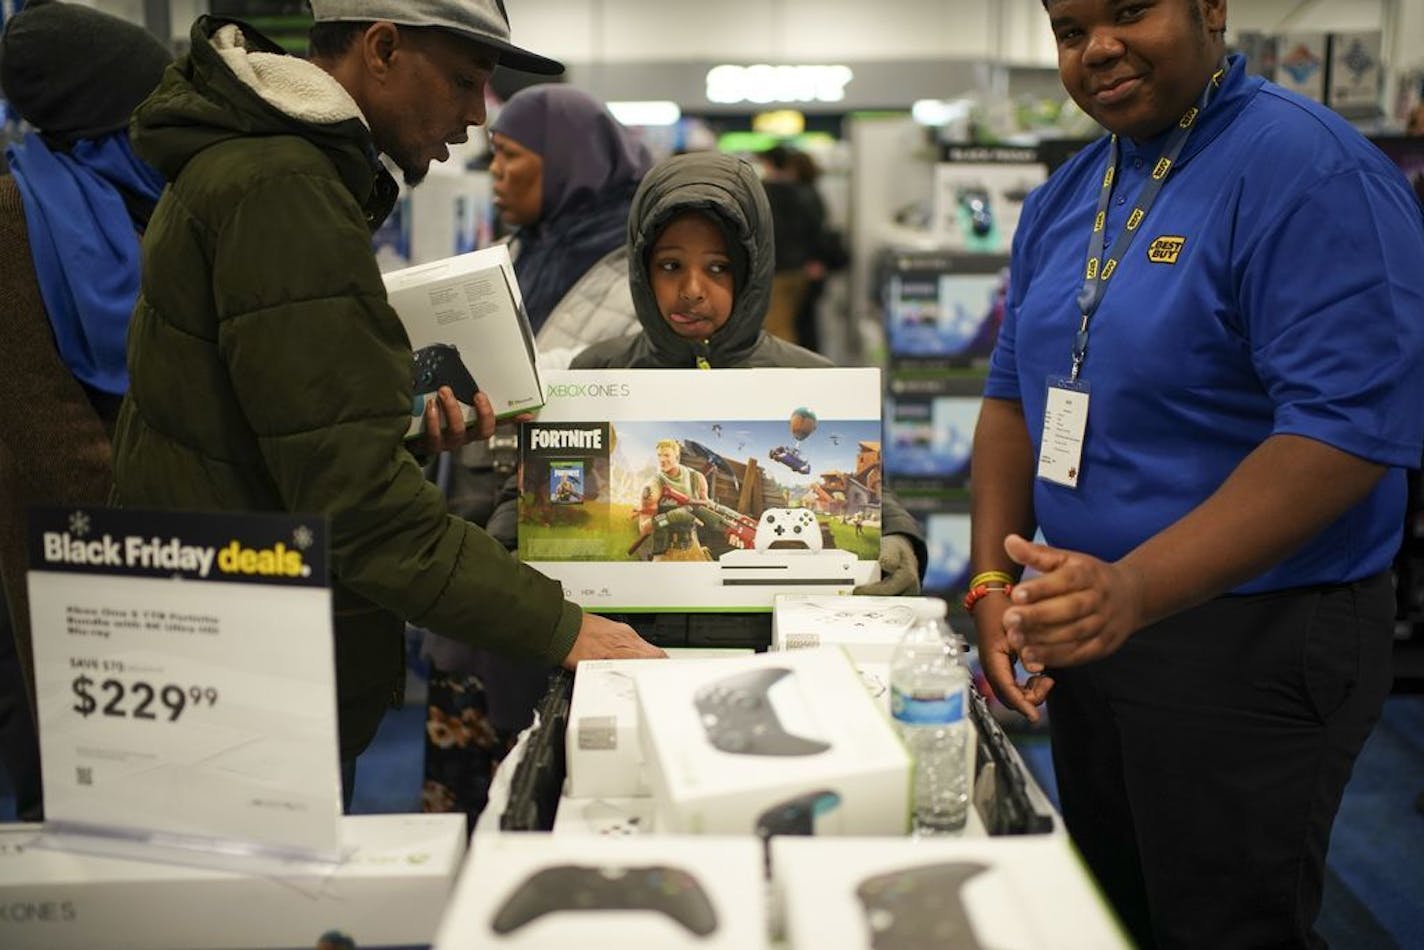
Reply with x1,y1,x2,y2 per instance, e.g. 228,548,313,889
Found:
969,0,1424,946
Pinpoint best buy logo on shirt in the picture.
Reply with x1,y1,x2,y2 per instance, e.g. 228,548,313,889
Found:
1147,235,1187,264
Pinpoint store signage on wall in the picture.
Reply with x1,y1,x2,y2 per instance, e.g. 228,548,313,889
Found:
706,64,855,104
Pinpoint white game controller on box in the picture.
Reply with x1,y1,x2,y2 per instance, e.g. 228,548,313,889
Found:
754,508,822,552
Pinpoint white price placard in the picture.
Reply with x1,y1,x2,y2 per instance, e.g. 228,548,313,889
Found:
27,507,342,860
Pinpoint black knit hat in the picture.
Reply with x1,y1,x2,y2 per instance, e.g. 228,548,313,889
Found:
0,0,173,145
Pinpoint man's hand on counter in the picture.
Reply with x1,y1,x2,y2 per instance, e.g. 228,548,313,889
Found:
561,612,668,668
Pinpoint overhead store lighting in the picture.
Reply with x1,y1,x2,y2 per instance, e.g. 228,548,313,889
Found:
706,64,855,105
752,110,806,137
911,99,974,127
606,100,683,127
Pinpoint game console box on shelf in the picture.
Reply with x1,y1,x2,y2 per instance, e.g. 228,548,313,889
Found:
567,648,753,799
0,814,467,950
628,647,910,836
382,244,543,437
434,833,766,949
773,835,1129,950
772,593,947,663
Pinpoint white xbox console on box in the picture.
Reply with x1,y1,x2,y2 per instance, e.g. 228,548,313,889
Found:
773,593,948,663
568,648,753,799
552,796,655,837
774,835,1127,949
0,814,467,950
383,244,544,433
629,647,910,836
434,833,766,949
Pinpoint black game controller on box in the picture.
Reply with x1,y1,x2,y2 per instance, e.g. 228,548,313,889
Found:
409,343,479,428
490,863,718,936
694,666,831,757
856,861,990,950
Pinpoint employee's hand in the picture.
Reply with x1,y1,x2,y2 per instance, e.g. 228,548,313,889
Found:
974,590,1053,723
561,612,667,669
852,534,921,596
1000,533,1147,669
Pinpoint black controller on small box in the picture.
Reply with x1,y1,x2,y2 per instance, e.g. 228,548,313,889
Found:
856,861,990,950
718,507,857,588
408,343,479,437
693,667,831,757
489,864,718,936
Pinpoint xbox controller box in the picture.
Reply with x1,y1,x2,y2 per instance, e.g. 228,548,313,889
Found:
568,649,753,799
382,245,543,436
772,593,947,663
772,835,1128,950
433,833,766,948
629,647,910,836
552,795,654,836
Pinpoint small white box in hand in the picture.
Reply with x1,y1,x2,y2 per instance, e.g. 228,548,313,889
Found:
434,833,766,949
773,835,1128,949
0,814,467,950
567,648,752,799
382,245,544,433
629,647,910,836
552,795,654,836
773,593,945,663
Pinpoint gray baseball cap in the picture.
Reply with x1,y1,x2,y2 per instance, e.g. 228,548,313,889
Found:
309,0,563,75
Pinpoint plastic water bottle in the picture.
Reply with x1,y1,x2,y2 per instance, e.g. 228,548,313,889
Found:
890,598,969,834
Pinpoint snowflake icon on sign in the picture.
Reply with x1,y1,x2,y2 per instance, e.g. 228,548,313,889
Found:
68,510,92,537
291,525,315,550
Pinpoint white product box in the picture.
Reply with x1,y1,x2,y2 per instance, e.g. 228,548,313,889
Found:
518,367,884,611
383,244,543,432
434,833,766,949
0,814,467,950
854,660,892,715
568,648,752,799
773,593,948,663
552,796,655,836
774,835,1128,949
630,647,910,836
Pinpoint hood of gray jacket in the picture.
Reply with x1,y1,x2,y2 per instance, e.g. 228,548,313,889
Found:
626,151,774,367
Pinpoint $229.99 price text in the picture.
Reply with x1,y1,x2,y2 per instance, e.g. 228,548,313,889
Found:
72,675,219,723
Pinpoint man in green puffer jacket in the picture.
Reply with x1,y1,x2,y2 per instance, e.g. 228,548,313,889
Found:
111,3,663,773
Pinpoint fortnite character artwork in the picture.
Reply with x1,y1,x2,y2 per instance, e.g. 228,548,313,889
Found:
636,439,713,562
550,464,584,504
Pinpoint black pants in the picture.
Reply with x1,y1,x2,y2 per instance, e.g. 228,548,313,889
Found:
1048,574,1394,950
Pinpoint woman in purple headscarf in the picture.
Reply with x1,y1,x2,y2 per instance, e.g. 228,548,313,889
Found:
487,84,653,368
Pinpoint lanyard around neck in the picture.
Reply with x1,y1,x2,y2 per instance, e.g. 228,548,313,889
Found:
1070,64,1226,382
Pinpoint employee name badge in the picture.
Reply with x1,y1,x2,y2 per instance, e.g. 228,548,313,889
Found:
1037,377,1089,488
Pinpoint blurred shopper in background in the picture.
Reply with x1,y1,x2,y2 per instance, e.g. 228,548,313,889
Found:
757,145,825,347
0,0,173,821
971,0,1424,945
421,83,654,828
786,148,848,356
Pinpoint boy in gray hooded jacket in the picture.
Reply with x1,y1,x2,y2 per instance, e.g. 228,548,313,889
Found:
571,150,925,592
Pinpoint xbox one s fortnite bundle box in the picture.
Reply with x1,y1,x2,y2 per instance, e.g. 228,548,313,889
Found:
627,647,910,836
517,368,883,612
382,244,543,436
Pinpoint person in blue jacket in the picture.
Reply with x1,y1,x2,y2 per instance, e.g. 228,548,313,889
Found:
969,1,1424,946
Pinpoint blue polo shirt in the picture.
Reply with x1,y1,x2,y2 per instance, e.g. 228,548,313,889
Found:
985,55,1424,592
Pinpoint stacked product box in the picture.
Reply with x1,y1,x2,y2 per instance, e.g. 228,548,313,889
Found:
434,833,766,948
0,814,467,950
773,834,1128,949
628,647,910,837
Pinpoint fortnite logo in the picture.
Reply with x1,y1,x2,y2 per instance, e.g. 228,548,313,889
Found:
530,428,604,450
